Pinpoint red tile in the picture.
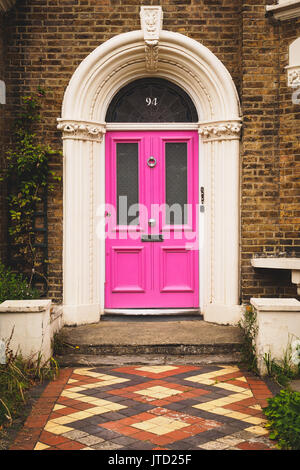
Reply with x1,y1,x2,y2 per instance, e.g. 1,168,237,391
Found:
55,440,86,450
39,431,70,447
132,430,154,441
151,435,176,446
237,441,272,451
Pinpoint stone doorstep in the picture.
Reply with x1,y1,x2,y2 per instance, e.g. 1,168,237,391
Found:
55,352,242,368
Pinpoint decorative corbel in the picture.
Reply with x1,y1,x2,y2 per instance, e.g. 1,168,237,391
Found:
198,121,242,142
140,6,163,72
57,119,106,143
286,37,300,91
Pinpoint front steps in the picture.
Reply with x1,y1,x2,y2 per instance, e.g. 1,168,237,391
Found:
54,317,243,367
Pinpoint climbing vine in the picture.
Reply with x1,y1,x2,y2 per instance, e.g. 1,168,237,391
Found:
1,88,61,293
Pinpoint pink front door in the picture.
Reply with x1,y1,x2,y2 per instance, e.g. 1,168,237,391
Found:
105,131,199,308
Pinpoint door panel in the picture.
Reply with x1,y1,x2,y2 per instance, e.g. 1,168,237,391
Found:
105,131,199,308
111,247,145,293
159,247,194,293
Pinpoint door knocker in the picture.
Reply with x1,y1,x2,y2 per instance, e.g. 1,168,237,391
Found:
147,156,157,168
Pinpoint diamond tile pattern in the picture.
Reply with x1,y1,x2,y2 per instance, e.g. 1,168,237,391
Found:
10,365,277,450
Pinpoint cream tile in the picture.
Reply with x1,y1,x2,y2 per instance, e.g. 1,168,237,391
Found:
245,425,269,435
65,386,86,393
249,404,262,410
211,407,233,415
34,442,50,450
52,410,93,424
61,391,83,399
44,423,74,435
135,386,182,399
51,415,78,425
53,404,65,411
225,411,250,420
103,403,126,411
214,382,246,393
193,402,216,410
76,396,101,403
136,366,178,373
152,426,174,436
199,441,229,450
242,416,266,425
132,416,188,435
84,406,108,415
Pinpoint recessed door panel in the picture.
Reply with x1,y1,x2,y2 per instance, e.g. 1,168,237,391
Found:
111,247,145,293
160,247,194,293
105,131,199,308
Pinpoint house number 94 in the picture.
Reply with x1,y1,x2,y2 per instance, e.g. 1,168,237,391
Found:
146,97,158,106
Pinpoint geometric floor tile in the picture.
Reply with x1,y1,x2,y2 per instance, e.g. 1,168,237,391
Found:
9,364,278,450
100,407,222,445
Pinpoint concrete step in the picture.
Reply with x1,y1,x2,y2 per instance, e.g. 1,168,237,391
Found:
54,319,243,366
55,353,242,367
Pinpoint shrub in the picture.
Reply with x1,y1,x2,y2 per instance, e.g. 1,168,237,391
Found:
264,389,300,450
0,262,39,303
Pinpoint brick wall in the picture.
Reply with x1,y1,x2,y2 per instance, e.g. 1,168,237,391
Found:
240,1,300,302
0,12,7,263
0,0,299,304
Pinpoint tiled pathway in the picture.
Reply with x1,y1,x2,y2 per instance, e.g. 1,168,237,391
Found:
10,364,277,450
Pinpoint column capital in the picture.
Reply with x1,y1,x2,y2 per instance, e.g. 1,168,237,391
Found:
198,120,242,142
57,119,106,143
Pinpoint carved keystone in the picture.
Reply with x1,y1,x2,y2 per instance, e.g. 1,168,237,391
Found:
140,6,163,72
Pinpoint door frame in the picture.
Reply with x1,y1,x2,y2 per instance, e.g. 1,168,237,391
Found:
104,129,200,310
58,28,243,326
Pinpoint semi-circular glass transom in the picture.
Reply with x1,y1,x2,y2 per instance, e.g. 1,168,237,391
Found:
105,78,198,123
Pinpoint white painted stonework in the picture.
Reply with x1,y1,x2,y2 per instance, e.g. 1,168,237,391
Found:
266,0,300,21
0,300,53,362
0,80,5,105
58,8,242,326
251,257,300,294
140,6,163,72
286,37,300,90
251,298,300,375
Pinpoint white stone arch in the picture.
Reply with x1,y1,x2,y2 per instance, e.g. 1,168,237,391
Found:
58,28,243,326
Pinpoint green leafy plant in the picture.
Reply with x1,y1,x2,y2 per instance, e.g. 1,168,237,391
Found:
264,345,299,387
0,262,39,303
1,87,61,291
264,389,300,450
238,304,258,373
0,330,59,426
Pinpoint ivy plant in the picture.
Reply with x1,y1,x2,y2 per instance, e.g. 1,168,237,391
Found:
1,88,61,291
